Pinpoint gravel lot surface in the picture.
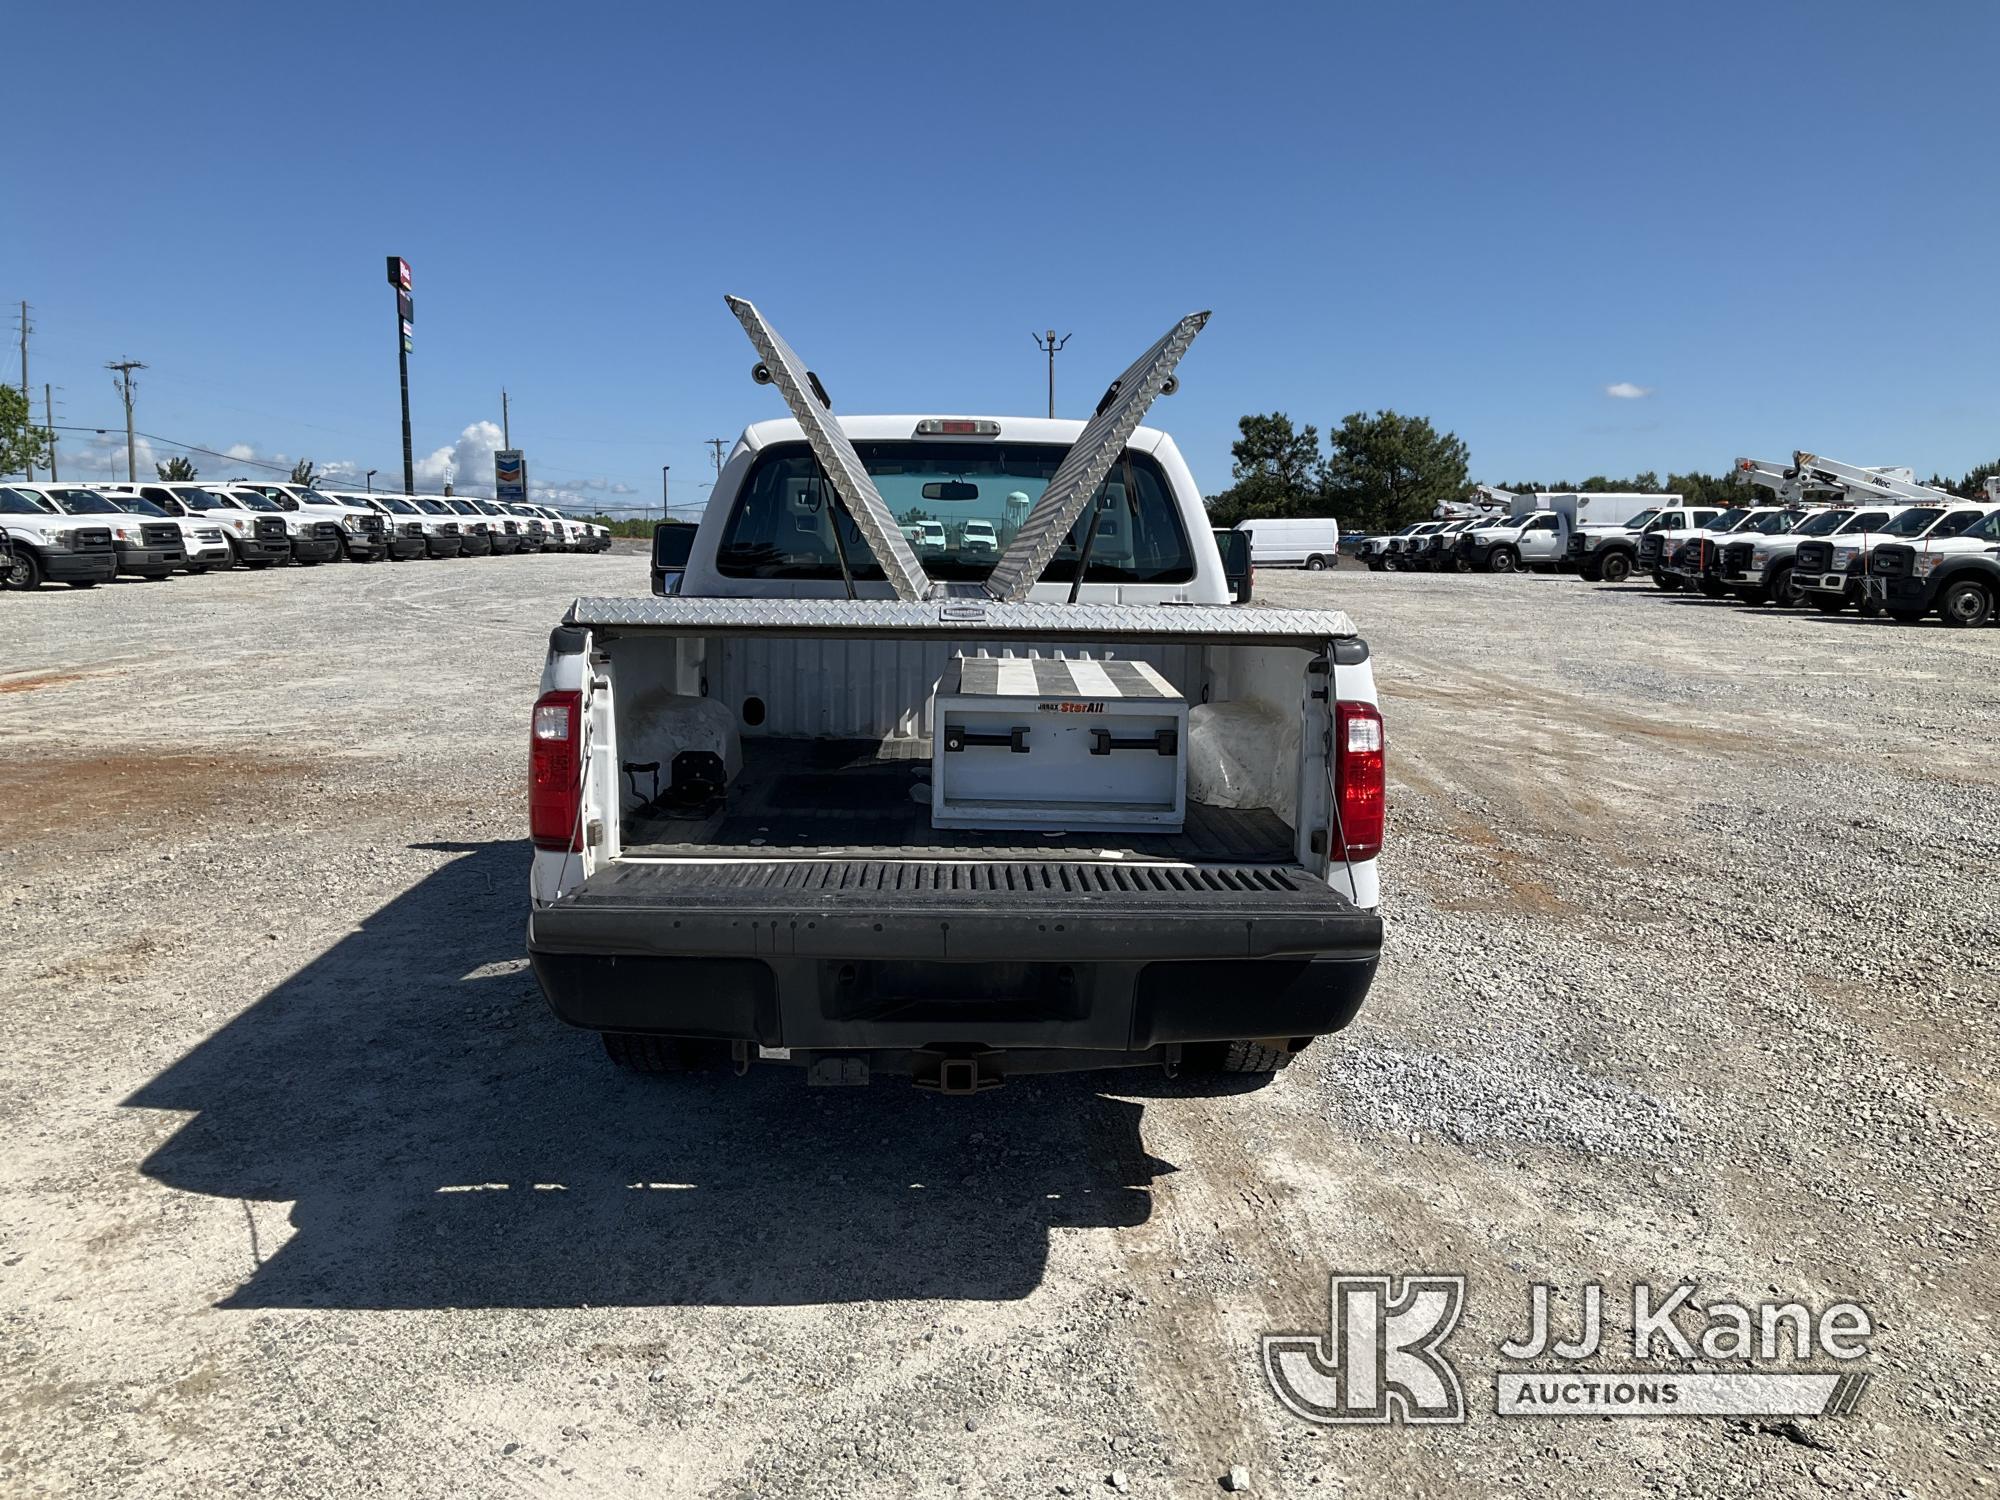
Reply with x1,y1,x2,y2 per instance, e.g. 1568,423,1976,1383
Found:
2,554,1993,1498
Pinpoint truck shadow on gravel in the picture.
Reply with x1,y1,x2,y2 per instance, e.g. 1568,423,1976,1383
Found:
124,840,1174,1310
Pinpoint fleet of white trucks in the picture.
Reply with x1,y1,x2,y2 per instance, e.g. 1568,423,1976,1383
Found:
525,298,1385,1089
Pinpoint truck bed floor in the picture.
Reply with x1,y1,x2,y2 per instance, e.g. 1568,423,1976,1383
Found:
619,737,1295,863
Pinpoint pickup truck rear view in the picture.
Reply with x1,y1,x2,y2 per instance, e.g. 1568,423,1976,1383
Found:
525,300,1384,1090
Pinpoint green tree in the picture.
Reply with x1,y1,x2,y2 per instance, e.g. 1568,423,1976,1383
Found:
1204,413,1323,526
156,455,198,481
1,385,54,477
290,458,318,485
1320,410,1470,531
1955,459,1999,498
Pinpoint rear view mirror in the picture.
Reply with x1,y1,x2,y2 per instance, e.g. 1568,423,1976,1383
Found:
651,523,696,596
1214,528,1254,603
922,481,979,502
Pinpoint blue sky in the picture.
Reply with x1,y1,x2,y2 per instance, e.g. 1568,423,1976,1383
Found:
8,0,1996,511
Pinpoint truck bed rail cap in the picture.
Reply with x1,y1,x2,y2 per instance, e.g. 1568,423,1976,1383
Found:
564,596,1356,643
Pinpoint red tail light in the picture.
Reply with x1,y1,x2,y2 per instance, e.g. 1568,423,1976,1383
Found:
1334,701,1385,861
529,689,584,851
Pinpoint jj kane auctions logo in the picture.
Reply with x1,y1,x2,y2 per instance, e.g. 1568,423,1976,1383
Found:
1264,1274,1874,1424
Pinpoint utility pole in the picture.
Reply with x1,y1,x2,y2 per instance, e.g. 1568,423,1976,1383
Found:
17,301,32,479
661,464,670,521
501,388,510,448
106,359,146,482
705,437,727,482
44,384,57,481
1032,328,1070,419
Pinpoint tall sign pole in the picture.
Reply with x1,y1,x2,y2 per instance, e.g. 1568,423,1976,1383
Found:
387,256,414,493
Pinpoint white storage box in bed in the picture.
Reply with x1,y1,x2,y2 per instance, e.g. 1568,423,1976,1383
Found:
929,653,1188,833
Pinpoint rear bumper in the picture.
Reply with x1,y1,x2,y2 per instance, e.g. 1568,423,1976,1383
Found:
527,859,1382,1069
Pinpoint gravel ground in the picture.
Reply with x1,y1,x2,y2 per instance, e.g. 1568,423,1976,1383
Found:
1,554,1994,1498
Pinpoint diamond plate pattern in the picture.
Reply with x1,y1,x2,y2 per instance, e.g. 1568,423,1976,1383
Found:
725,296,931,602
984,310,1210,602
565,595,1355,644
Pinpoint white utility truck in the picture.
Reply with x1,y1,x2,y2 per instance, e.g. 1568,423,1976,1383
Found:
1787,454,1996,614
1452,504,1572,572
525,299,1385,1090
104,484,236,572
1715,459,1885,605
1871,507,2000,626
1233,517,1342,571
16,483,184,579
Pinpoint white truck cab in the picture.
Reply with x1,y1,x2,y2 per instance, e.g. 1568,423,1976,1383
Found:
1873,507,2000,626
525,298,1383,1091
0,484,120,590
143,483,294,568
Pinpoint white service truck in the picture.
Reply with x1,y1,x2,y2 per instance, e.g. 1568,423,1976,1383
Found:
1452,505,1572,573
104,484,236,572
524,299,1384,1090
1787,454,1996,614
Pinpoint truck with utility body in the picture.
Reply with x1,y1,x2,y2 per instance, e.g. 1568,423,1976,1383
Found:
1657,506,1807,596
1233,517,1341,571
1870,507,2000,626
1717,505,1900,605
525,299,1384,1090
1570,503,1722,582
0,485,119,589
1792,504,1994,614
1784,454,1996,614
18,483,184,579
1349,523,1425,571
1452,505,1572,573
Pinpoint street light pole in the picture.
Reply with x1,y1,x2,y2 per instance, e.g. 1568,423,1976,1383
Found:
662,464,670,521
1032,329,1070,419
366,469,377,493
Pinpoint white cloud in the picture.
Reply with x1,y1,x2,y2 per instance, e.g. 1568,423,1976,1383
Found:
1605,382,1653,400
412,420,505,496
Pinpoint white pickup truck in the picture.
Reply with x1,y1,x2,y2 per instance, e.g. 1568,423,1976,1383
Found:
524,300,1385,1091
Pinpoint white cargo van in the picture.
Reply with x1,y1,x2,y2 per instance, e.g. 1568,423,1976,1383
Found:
1234,517,1341,571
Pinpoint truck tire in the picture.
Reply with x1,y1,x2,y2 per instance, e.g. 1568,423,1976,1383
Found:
1768,562,1800,606
1938,578,1995,628
600,1032,726,1074
1600,551,1633,583
1189,1039,1307,1075
1486,547,1519,574
5,547,40,591
1305,555,1327,572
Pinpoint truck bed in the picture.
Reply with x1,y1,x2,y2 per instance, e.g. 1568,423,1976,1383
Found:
619,737,1296,864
